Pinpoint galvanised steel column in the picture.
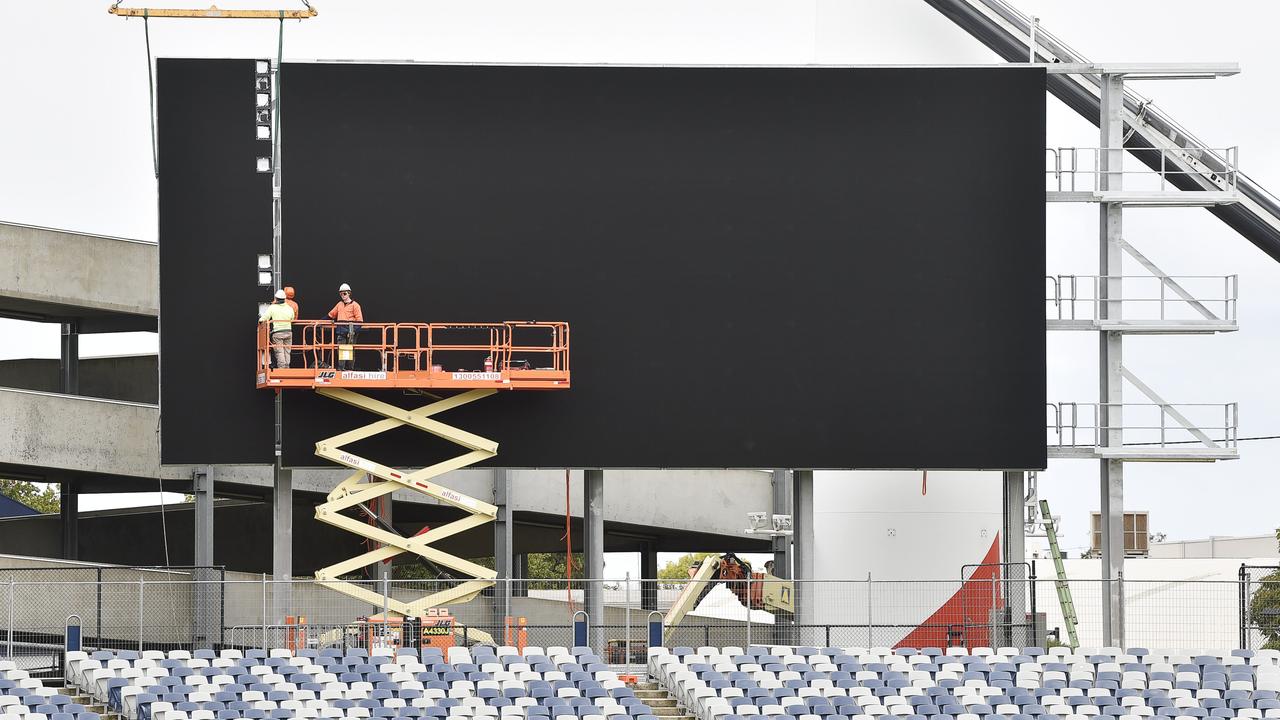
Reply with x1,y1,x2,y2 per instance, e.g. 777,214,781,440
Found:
772,469,794,644
583,469,604,649
270,56,293,624
771,469,792,578
1098,72,1126,647
60,477,78,561
493,468,513,624
192,467,216,648
1002,471,1027,646
792,470,814,645
60,321,79,395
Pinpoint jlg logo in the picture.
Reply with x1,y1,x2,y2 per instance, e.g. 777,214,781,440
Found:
316,370,336,382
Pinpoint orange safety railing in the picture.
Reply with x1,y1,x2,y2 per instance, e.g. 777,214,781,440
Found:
256,320,570,390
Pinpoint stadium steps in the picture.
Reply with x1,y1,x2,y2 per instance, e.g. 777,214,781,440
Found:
631,681,693,720
43,682,114,718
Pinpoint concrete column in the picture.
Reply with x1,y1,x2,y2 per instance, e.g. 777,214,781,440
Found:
60,321,78,395
60,477,78,560
192,467,216,648
493,469,513,623
792,470,814,644
1098,73,1126,647
640,543,658,611
583,469,604,648
1002,471,1028,646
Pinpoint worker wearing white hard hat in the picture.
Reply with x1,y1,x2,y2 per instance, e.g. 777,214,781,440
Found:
328,282,364,371
259,288,296,369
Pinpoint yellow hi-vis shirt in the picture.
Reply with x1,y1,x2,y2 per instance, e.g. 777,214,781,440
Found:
259,302,295,332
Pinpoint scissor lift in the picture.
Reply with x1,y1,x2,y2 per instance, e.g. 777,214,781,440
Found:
256,320,570,620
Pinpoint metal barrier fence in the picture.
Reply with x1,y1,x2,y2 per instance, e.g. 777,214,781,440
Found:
0,572,1265,674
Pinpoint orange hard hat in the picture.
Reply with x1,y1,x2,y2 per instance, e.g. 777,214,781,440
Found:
284,286,296,299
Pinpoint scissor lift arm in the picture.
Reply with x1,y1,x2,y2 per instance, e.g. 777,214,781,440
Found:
257,319,570,628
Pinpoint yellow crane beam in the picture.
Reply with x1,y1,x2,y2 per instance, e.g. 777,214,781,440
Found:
108,3,317,19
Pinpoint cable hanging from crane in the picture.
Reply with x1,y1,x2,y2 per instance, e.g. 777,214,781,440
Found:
112,1,314,182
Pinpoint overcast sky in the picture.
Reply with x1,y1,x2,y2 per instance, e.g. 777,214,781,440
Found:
1,0,1278,559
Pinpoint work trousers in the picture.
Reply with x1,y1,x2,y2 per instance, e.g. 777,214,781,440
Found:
335,324,356,370
270,329,292,369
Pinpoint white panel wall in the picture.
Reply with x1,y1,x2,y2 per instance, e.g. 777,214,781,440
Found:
810,470,1003,644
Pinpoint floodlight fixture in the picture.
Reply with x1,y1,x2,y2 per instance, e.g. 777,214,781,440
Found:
258,271,273,286
256,93,270,108
256,125,271,140
256,157,272,173
257,254,272,270
256,60,270,75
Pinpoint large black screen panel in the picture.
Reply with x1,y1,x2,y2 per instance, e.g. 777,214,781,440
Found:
159,59,274,464
276,64,1046,469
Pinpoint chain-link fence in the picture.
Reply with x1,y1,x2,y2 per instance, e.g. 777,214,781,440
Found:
1240,564,1280,650
0,566,224,673
0,570,1270,676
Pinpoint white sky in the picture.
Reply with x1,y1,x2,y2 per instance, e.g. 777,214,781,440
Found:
2,1,1279,560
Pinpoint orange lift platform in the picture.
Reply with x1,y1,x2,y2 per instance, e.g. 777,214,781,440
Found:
256,320,570,390
255,319,569,640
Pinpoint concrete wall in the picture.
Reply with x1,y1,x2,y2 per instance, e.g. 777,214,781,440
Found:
0,355,158,403
0,556,200,645
0,222,157,318
207,465,772,542
1149,534,1279,559
0,387,160,479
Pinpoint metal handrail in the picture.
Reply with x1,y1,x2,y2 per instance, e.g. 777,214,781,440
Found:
1045,274,1238,322
1046,146,1239,192
257,320,569,376
1046,401,1238,449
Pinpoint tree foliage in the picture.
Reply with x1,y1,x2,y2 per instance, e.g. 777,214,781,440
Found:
1248,529,1280,650
658,552,716,582
391,553,583,589
0,479,60,514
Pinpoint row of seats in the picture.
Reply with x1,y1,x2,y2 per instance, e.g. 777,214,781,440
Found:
1,647,644,720
648,646,1280,720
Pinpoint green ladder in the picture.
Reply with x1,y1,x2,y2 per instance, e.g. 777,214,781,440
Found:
1040,499,1080,649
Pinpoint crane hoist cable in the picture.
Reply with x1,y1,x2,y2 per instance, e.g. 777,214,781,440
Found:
111,2,314,180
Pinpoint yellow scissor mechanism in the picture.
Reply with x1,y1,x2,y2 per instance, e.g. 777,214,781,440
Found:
311,388,500,618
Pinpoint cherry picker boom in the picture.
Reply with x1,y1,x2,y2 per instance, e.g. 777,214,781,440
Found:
257,319,570,647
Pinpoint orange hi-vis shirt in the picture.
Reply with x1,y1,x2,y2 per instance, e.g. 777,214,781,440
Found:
328,299,364,323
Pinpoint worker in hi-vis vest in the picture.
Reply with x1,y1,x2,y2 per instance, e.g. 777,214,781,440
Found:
328,282,364,370
259,288,296,369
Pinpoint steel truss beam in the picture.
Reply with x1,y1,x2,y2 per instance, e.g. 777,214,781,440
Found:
311,388,499,617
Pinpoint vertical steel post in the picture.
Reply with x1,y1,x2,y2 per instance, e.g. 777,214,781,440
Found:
1003,471,1027,646
771,469,793,644
624,572,631,675
493,469,512,625
269,56,293,626
60,477,79,561
1099,72,1126,647
193,467,215,649
866,572,872,648
60,321,79,395
138,577,144,652
261,572,268,648
583,469,605,650
792,470,814,645
7,578,13,658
